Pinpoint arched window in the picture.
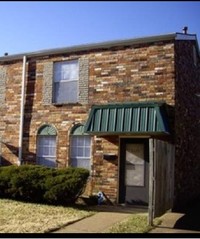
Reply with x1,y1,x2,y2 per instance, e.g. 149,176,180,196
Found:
36,124,57,167
70,124,91,171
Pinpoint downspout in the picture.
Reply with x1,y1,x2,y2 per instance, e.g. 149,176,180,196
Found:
18,55,27,165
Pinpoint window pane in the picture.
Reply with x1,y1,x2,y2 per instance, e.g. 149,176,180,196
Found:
43,146,50,156
84,147,91,157
71,158,90,170
77,158,90,169
84,137,91,146
126,144,144,165
48,136,56,146
49,147,56,156
67,81,78,101
37,146,43,156
126,164,144,186
37,135,56,167
77,137,84,146
65,61,78,80
70,135,91,170
39,136,48,146
53,60,79,104
71,136,78,146
71,147,77,157
54,81,78,103
77,147,84,157
54,60,78,82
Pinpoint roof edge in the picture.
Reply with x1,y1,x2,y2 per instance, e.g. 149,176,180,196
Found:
0,33,177,62
0,32,198,62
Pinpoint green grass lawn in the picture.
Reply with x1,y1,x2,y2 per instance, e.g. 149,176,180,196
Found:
108,213,161,233
0,199,94,233
0,198,161,233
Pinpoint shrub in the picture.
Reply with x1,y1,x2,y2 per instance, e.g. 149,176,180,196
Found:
0,166,19,197
0,165,89,205
9,165,53,202
44,167,89,205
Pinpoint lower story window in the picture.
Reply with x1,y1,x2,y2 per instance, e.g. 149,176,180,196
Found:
36,125,57,167
70,135,91,170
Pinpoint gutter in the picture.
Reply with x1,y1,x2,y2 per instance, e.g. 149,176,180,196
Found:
18,55,27,165
0,33,177,62
0,32,198,63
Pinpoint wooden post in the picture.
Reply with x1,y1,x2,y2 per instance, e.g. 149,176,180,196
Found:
148,138,154,226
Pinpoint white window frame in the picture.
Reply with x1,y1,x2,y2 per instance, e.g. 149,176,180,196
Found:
36,135,57,167
70,135,91,171
53,60,79,104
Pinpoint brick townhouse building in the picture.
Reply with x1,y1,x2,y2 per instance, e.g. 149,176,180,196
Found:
0,31,199,218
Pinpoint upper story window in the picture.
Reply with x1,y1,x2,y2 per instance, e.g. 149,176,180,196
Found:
43,58,89,106
53,60,79,104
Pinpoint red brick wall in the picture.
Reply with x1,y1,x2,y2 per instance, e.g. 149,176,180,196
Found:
0,40,176,202
88,42,175,105
173,40,200,209
0,61,23,165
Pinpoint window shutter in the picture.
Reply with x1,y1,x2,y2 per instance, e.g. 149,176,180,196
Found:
79,58,89,104
43,62,53,105
0,66,7,106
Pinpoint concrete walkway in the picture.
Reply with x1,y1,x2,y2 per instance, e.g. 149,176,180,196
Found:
51,204,200,234
52,205,146,233
54,211,132,233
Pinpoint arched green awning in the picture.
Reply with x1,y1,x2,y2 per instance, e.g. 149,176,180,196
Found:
38,125,57,136
70,124,89,135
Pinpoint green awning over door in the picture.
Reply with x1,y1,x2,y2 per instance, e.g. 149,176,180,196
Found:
84,102,170,135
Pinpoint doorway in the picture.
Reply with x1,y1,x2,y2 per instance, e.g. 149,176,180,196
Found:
119,138,149,206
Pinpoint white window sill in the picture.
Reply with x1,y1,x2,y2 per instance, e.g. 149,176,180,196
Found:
52,102,80,106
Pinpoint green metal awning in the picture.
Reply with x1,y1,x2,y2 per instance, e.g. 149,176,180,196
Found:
84,102,170,135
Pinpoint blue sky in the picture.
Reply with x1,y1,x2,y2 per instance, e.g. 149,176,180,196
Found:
0,1,199,56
